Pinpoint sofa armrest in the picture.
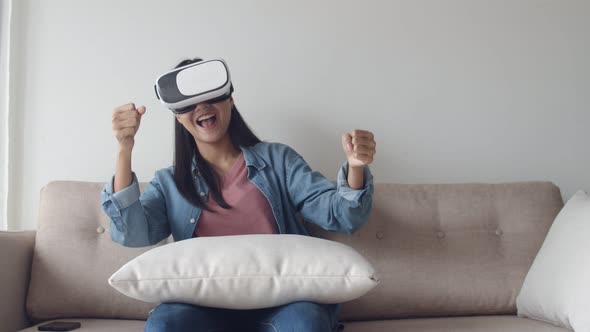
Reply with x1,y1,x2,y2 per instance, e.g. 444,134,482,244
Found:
0,231,36,332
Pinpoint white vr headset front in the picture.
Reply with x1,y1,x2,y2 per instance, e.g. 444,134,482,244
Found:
154,58,233,114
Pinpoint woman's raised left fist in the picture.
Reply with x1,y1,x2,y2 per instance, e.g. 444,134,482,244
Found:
341,129,376,168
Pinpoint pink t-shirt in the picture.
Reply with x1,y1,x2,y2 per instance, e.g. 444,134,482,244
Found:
194,152,278,237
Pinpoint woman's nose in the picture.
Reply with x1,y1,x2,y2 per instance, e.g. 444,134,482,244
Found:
194,103,211,112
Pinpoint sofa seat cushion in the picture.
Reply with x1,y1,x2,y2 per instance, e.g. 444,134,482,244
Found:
18,315,572,332
18,319,145,332
342,315,572,332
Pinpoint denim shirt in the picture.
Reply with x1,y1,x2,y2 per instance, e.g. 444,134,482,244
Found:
101,142,374,247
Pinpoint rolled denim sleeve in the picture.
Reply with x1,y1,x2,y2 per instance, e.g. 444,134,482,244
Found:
100,172,171,247
336,160,374,208
286,151,374,234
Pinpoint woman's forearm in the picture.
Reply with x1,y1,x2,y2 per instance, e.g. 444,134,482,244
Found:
114,148,133,193
347,165,365,190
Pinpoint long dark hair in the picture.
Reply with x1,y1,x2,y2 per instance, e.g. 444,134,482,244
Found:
173,58,261,211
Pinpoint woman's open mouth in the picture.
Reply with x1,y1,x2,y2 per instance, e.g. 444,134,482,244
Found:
196,114,217,129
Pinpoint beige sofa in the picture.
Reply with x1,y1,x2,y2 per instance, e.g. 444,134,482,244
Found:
0,180,572,332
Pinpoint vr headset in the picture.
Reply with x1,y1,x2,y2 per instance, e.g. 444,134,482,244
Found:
154,58,233,114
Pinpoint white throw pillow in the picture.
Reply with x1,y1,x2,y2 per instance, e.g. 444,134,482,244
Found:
516,190,590,331
109,234,379,309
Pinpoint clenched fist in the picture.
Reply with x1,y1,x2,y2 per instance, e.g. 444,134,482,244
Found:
342,130,376,168
112,103,146,151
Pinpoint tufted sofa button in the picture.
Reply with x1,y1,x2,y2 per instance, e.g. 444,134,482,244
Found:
437,231,445,239
96,226,105,234
495,229,503,236
376,231,384,240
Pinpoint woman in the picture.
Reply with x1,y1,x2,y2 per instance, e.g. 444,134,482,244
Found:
101,58,376,332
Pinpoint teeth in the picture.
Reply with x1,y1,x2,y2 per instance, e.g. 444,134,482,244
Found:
197,114,215,122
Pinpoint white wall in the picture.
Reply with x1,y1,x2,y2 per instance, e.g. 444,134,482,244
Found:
6,0,590,231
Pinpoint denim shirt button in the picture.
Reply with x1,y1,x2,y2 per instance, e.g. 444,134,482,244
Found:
200,192,206,197
190,218,196,224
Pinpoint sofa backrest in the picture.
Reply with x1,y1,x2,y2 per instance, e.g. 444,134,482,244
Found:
26,181,169,323
26,181,563,323
309,182,563,321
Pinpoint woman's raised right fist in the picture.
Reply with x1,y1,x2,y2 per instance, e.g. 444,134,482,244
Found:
112,103,146,151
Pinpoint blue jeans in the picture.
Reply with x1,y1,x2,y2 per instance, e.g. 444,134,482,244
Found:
144,301,345,332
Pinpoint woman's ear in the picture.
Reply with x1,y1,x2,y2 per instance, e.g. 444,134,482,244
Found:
175,114,181,122
229,96,234,106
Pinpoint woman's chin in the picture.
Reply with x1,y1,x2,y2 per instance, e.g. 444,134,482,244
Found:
194,132,228,145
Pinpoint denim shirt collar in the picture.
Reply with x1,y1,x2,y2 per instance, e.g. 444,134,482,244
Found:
190,144,267,176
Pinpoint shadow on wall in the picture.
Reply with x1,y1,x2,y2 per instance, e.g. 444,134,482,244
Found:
7,0,30,231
